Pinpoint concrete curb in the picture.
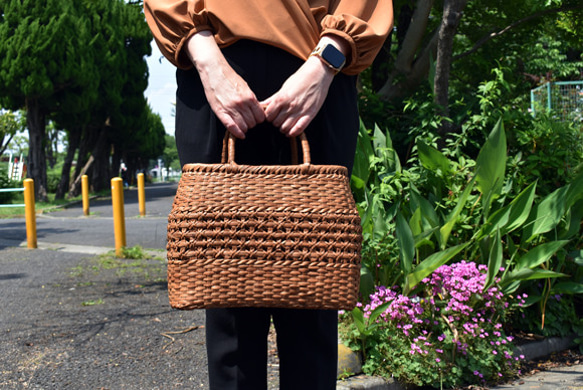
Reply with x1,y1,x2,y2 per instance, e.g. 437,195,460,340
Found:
337,375,405,390
515,335,577,361
334,335,579,389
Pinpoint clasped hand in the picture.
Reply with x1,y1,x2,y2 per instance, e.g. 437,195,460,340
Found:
201,54,334,139
188,31,335,139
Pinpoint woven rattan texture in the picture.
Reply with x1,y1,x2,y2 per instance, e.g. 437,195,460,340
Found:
167,162,362,310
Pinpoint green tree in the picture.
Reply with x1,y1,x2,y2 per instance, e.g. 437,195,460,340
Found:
0,0,96,201
367,0,583,138
0,109,25,156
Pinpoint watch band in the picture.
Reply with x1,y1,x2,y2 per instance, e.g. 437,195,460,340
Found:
309,43,346,74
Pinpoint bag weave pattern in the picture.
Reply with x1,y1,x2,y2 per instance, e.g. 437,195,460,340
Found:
167,162,362,310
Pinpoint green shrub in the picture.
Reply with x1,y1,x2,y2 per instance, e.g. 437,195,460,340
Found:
349,118,583,387
0,167,20,203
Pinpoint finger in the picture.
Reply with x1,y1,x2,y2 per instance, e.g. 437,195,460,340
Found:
237,107,258,130
250,101,266,125
279,115,300,136
219,114,247,139
226,124,246,139
288,116,312,138
262,97,283,123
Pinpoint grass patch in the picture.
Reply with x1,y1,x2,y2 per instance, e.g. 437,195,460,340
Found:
70,245,166,283
81,298,104,306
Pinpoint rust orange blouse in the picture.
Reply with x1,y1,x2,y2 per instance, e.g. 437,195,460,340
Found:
144,0,393,75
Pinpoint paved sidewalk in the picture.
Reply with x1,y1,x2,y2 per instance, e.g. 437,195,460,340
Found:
1,182,582,389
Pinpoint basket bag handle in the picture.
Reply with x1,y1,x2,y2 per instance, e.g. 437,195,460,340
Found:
221,132,311,165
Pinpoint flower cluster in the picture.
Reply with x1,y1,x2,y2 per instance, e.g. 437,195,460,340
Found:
356,261,525,388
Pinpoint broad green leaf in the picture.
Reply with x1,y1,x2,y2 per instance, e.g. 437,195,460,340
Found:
515,241,569,270
414,228,438,248
523,170,583,242
409,207,423,236
373,124,387,156
352,121,373,186
360,265,375,300
501,269,568,286
484,229,503,290
369,302,391,324
416,139,451,176
351,307,366,334
476,181,537,240
372,196,390,241
396,211,415,275
475,119,507,218
410,189,440,230
504,181,537,233
351,175,365,190
559,199,583,240
405,243,469,292
439,176,477,249
551,282,583,295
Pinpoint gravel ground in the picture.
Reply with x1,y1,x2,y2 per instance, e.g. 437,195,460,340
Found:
0,246,210,389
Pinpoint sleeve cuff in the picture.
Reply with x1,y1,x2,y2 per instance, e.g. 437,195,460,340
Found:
175,25,213,70
320,28,358,75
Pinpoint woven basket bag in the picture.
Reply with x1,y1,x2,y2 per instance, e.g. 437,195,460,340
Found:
166,133,362,310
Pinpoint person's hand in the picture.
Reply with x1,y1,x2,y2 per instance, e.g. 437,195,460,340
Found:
261,35,349,137
186,31,265,139
260,57,334,138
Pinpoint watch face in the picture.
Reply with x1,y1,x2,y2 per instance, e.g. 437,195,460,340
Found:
322,45,346,69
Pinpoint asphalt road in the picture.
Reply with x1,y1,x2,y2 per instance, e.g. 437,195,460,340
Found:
0,182,177,251
0,182,212,389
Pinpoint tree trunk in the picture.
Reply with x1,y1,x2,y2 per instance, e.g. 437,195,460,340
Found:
55,128,81,200
25,98,48,202
68,155,94,198
70,124,98,194
377,0,437,101
434,0,468,132
88,126,111,193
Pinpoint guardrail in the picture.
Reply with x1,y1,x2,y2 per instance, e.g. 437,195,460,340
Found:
0,178,37,248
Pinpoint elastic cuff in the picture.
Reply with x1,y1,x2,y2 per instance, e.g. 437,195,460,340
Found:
175,25,213,70
320,29,357,74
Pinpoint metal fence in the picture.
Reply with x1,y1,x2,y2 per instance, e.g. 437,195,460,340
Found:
530,81,583,122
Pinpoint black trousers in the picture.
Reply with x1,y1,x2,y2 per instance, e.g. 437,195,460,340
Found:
175,40,359,390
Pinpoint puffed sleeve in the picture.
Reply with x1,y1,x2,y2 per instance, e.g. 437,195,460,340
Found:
314,0,393,75
144,0,211,69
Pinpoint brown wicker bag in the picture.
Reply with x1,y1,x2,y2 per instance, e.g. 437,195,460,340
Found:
166,133,362,310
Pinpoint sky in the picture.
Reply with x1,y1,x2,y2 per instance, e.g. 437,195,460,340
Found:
144,40,177,135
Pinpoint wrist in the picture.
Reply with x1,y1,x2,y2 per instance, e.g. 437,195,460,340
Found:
185,30,222,71
310,36,348,75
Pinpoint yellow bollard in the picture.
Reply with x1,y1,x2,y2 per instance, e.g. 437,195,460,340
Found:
23,178,37,249
137,172,146,217
82,175,90,216
111,177,126,257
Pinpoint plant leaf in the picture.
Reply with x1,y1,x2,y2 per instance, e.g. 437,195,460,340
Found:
439,176,477,249
476,181,537,240
352,120,373,186
515,240,569,270
396,211,415,276
501,269,568,286
405,243,469,292
351,307,366,334
475,118,507,218
368,302,391,324
417,139,451,176
551,282,583,295
484,229,503,290
522,170,583,242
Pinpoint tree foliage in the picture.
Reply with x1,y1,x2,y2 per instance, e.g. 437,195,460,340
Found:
360,0,583,157
0,0,161,199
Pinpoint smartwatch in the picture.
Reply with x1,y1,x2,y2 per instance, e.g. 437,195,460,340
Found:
310,43,346,74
